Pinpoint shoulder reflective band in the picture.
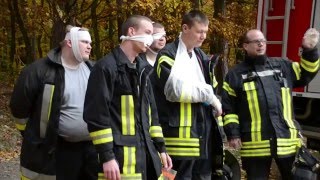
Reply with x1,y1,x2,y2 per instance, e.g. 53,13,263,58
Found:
14,117,28,131
223,114,239,126
40,84,55,138
243,81,261,142
21,166,56,180
157,56,174,78
90,128,113,145
281,87,297,139
179,103,192,138
121,95,135,135
300,58,320,73
150,126,164,138
292,62,301,80
223,82,236,97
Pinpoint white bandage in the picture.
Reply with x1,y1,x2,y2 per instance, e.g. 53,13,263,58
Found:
64,27,92,62
152,32,166,40
120,34,154,47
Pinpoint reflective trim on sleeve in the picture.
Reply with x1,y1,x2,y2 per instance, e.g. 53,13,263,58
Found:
40,84,55,138
281,87,297,139
179,103,192,138
150,126,164,138
121,95,135,135
243,82,262,142
156,56,174,78
223,114,239,126
21,166,56,180
300,58,320,73
14,117,28,131
123,146,137,175
90,128,113,145
217,116,223,127
292,62,301,80
223,82,236,97
97,173,105,180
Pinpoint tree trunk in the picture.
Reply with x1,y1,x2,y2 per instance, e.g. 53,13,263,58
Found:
12,0,35,64
7,0,16,70
91,0,102,60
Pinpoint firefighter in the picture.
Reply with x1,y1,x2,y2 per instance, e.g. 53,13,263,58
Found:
152,10,223,179
83,15,172,180
10,26,98,179
222,28,320,179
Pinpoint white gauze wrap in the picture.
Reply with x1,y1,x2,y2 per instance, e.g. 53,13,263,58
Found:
120,34,154,47
64,27,92,62
152,32,166,40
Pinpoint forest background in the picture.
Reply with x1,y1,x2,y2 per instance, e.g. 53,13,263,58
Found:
0,0,258,174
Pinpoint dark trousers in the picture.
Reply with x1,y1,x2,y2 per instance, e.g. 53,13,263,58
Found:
56,137,98,180
242,156,295,180
172,159,211,180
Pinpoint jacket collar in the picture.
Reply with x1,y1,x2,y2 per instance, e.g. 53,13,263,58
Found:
47,47,63,65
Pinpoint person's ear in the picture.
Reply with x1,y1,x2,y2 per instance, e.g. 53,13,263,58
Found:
66,40,72,48
182,24,189,32
127,27,135,36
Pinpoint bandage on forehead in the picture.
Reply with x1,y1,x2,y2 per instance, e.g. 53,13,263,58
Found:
64,29,92,42
152,32,166,40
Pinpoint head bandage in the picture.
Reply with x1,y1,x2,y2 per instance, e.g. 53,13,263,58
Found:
120,34,154,47
64,27,92,62
152,32,166,40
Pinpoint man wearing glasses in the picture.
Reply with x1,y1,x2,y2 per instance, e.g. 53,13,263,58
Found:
222,29,319,179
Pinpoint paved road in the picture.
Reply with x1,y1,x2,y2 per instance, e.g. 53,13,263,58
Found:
0,158,19,180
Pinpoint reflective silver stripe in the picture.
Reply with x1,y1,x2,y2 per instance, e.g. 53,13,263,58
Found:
241,69,281,79
21,166,56,180
40,84,55,138
121,95,135,135
14,117,28,124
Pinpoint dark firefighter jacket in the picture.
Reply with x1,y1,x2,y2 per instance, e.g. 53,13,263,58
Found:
9,47,94,179
83,46,166,180
222,48,319,158
152,38,220,160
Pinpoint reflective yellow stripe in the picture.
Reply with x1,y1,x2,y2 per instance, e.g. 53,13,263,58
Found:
148,105,152,125
166,147,200,156
14,117,28,131
292,62,301,80
217,116,223,127
150,126,164,138
121,173,142,180
301,58,320,73
277,146,298,155
157,56,174,78
240,148,271,157
223,114,239,125
121,95,135,135
244,82,261,142
223,82,236,97
179,103,192,138
281,87,297,139
164,137,200,147
98,173,105,180
242,140,270,149
211,74,218,88
16,123,26,131
90,128,113,145
123,147,136,175
40,84,55,138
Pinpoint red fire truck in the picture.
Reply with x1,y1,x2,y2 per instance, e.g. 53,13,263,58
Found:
256,0,320,150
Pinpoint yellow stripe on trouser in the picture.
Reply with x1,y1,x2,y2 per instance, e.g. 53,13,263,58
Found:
243,82,261,142
121,95,135,135
281,87,297,139
179,103,192,138
21,166,56,180
40,84,55,138
14,117,28,131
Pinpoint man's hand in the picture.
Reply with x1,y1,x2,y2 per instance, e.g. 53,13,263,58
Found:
228,138,242,150
302,28,319,49
103,159,121,180
160,152,173,171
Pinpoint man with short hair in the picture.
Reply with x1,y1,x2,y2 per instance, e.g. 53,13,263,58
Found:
152,10,223,180
10,25,98,180
222,28,319,179
84,15,172,180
